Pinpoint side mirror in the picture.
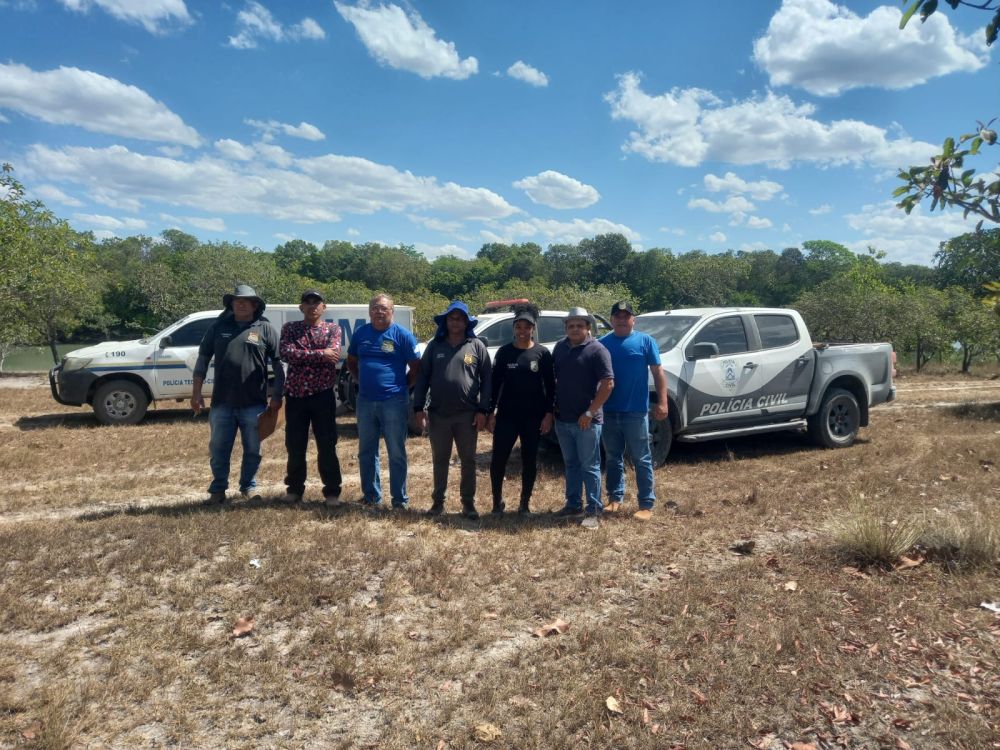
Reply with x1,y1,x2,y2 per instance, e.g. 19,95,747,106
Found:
686,342,719,360
159,336,171,349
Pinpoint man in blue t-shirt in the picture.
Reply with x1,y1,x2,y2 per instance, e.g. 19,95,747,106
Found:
346,294,421,508
599,301,668,520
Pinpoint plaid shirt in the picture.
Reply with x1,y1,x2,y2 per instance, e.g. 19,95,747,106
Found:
279,320,342,398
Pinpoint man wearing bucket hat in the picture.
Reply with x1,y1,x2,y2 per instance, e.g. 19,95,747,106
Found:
192,284,284,505
552,307,614,527
413,300,492,519
599,300,668,521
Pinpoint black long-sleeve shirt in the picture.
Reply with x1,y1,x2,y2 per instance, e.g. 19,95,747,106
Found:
490,342,555,420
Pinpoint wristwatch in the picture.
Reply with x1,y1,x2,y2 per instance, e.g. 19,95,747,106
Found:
584,409,594,418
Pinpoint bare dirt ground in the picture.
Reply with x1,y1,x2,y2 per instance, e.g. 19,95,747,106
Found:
0,373,998,749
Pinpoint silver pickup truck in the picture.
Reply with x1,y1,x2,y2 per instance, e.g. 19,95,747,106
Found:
634,308,896,465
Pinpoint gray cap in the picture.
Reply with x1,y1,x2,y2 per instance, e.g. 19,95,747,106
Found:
565,307,594,325
513,309,537,326
223,284,265,312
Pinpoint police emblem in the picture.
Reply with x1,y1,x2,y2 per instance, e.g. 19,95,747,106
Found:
529,360,538,372
381,339,395,353
722,358,738,392
247,331,260,344
464,353,474,365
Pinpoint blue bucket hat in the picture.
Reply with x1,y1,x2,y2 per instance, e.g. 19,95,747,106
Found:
433,300,478,338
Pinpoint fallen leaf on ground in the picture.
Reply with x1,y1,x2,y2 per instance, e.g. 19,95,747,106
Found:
21,721,42,740
784,580,798,591
532,618,570,637
896,738,912,750
232,616,256,638
894,554,924,570
605,696,623,714
472,723,502,742
789,743,818,750
690,687,707,705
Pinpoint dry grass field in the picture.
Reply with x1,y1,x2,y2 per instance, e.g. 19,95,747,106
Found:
1,371,998,749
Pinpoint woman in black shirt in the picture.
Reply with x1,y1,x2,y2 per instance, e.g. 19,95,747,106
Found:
487,308,555,514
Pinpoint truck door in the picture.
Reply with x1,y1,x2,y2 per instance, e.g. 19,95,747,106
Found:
683,315,765,427
153,318,216,399
749,313,815,417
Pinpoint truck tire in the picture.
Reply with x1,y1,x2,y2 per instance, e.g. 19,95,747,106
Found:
93,380,148,425
648,413,673,468
808,387,859,448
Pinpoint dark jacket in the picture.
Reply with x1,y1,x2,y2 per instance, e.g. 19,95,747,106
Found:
194,307,284,407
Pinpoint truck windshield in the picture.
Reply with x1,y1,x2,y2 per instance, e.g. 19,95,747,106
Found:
634,316,699,352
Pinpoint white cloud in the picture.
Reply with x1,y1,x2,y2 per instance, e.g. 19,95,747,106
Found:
58,0,191,34
513,170,600,209
688,196,756,214
709,232,727,243
844,200,976,264
506,61,548,87
346,227,361,237
32,184,82,206
809,203,833,215
408,214,464,233
157,145,185,157
753,0,989,96
215,139,256,161
73,212,147,231
335,2,477,80
0,63,201,146
159,213,226,232
605,72,936,169
659,226,686,236
23,143,518,225
483,216,639,245
703,172,782,201
246,118,325,141
228,1,325,49
746,216,773,229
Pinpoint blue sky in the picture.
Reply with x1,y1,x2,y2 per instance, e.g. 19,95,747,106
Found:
0,0,994,265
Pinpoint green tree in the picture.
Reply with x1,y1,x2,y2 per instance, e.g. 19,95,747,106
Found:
273,239,319,275
934,228,1000,295
795,264,904,344
941,286,1000,372
476,242,545,283
896,2,1000,223
0,165,105,362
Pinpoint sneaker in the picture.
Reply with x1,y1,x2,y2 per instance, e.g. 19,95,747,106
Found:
553,506,584,519
605,501,624,513
425,504,444,516
202,491,227,506
461,504,480,520
517,501,531,515
491,502,505,516
581,514,601,529
280,492,302,504
633,509,653,521
391,503,409,512
323,494,343,508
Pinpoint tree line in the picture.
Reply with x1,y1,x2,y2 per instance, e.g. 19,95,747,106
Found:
1,164,998,372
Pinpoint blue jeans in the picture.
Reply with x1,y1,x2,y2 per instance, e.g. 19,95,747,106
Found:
602,412,656,509
356,393,410,507
208,402,267,493
554,419,603,514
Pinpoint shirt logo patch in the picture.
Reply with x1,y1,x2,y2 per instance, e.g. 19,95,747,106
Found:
247,331,260,344
529,360,538,372
464,353,475,365
381,339,395,353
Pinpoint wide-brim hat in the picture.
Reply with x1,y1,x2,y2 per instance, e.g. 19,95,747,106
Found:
433,300,478,329
223,284,266,312
565,306,595,325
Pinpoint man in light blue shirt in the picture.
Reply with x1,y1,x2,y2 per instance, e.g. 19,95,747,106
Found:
346,294,420,509
599,301,668,520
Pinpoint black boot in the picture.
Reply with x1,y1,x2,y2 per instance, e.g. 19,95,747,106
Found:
517,497,531,514
491,499,505,515
461,502,480,520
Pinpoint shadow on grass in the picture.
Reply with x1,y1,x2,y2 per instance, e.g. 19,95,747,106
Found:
16,408,207,430
943,401,1000,421
75,494,581,533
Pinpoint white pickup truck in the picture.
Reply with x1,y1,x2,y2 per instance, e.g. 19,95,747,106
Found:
49,304,414,425
634,308,896,465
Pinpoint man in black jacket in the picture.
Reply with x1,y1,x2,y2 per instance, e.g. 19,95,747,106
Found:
191,285,284,505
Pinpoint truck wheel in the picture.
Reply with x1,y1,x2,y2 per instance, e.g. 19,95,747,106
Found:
93,380,148,425
808,387,859,448
648,414,673,468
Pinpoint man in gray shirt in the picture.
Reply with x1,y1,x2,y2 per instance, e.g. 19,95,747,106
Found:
413,300,492,519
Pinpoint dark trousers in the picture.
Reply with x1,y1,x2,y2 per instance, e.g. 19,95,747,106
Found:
490,414,542,508
284,389,342,497
428,410,479,508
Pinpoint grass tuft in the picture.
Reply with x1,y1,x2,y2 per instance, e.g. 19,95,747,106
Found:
830,499,924,568
921,510,1000,571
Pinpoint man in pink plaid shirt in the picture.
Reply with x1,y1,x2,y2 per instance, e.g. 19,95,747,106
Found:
279,290,343,506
